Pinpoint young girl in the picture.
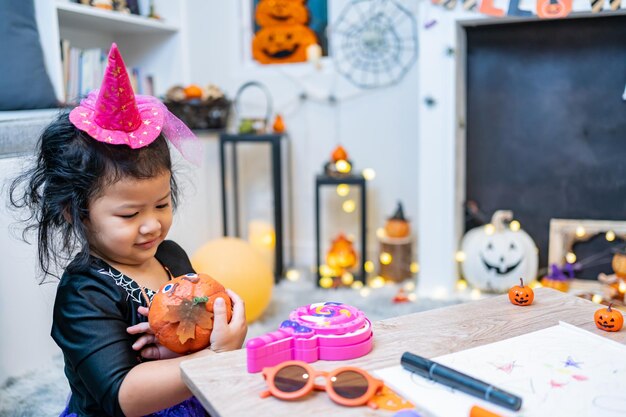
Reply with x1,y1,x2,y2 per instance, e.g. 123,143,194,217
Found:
10,44,247,417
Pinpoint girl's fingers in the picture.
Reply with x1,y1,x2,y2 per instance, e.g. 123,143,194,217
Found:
140,346,160,360
212,297,228,330
126,321,152,335
131,334,156,350
137,306,150,317
225,289,247,323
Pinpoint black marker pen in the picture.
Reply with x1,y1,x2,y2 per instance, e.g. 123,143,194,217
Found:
401,352,522,411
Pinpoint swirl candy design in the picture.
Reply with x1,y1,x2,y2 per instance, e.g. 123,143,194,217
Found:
246,302,373,373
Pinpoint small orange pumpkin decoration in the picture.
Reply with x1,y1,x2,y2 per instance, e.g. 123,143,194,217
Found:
326,234,358,275
255,0,309,27
331,145,348,162
594,303,624,332
148,273,232,354
611,251,626,278
183,84,203,100
272,114,286,133
252,25,318,64
385,202,411,238
508,278,534,306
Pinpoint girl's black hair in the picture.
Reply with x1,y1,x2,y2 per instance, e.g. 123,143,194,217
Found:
10,112,179,282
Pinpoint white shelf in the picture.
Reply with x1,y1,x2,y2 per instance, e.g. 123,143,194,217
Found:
56,2,178,35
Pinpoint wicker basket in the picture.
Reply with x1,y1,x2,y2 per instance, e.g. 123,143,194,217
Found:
164,97,231,130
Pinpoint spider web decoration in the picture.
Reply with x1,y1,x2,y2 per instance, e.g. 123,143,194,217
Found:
332,0,418,89
98,267,155,304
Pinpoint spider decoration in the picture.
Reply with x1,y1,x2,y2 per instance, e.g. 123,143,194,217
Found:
332,0,418,89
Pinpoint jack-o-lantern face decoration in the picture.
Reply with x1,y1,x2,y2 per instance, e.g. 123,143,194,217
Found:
461,210,538,293
252,25,318,64
594,303,624,332
255,0,309,27
508,278,534,306
148,273,232,354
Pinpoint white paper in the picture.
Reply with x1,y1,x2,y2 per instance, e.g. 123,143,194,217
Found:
374,322,626,417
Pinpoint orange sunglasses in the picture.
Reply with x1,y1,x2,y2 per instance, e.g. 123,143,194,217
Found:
260,360,384,409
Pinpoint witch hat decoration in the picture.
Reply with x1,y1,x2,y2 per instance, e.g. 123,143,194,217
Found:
385,201,411,238
390,201,407,221
68,43,202,165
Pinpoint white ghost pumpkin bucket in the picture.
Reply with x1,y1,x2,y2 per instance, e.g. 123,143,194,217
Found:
460,210,538,293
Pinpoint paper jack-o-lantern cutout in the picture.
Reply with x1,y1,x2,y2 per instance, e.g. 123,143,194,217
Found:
252,25,318,64
255,0,309,27
461,210,538,293
148,273,232,354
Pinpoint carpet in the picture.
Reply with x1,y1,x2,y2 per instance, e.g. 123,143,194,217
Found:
0,278,463,417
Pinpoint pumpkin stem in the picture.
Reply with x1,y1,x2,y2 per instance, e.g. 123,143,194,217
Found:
520,277,524,287
608,303,613,312
192,296,209,305
491,210,513,232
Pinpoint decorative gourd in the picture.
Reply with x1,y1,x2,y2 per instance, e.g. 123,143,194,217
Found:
460,210,538,293
541,264,573,292
148,273,232,354
385,202,411,238
255,0,309,27
326,234,357,275
594,303,624,332
272,114,285,133
252,25,318,64
508,278,534,306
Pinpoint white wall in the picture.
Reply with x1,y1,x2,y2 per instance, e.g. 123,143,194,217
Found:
184,0,421,272
0,157,61,381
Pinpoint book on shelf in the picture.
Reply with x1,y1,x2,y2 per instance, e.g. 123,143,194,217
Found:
60,40,156,104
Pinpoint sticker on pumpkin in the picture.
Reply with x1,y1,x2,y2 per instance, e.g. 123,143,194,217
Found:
162,296,214,344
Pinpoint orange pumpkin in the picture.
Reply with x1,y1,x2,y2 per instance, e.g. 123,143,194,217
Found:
612,252,626,278
331,145,348,162
184,84,203,100
148,273,232,354
326,234,357,275
252,25,318,64
508,278,534,306
594,303,624,332
385,202,410,238
541,276,570,292
255,0,309,27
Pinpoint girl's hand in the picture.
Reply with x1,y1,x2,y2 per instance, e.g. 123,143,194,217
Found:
127,306,181,360
209,289,248,353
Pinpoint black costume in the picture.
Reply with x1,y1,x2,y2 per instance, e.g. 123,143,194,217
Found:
52,241,207,417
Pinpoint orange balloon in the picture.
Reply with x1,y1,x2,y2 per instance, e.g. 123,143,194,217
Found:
192,238,274,323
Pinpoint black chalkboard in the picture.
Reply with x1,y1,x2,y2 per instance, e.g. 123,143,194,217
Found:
465,15,626,275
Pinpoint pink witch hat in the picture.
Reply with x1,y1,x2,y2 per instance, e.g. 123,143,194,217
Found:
69,43,200,165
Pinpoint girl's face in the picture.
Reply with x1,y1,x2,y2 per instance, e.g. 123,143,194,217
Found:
85,171,173,267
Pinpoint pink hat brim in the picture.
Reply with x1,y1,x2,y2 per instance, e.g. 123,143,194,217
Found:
69,92,166,149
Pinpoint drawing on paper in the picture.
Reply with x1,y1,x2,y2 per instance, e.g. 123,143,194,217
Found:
374,322,626,417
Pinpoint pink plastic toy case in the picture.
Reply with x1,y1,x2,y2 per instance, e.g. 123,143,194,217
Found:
246,301,373,373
